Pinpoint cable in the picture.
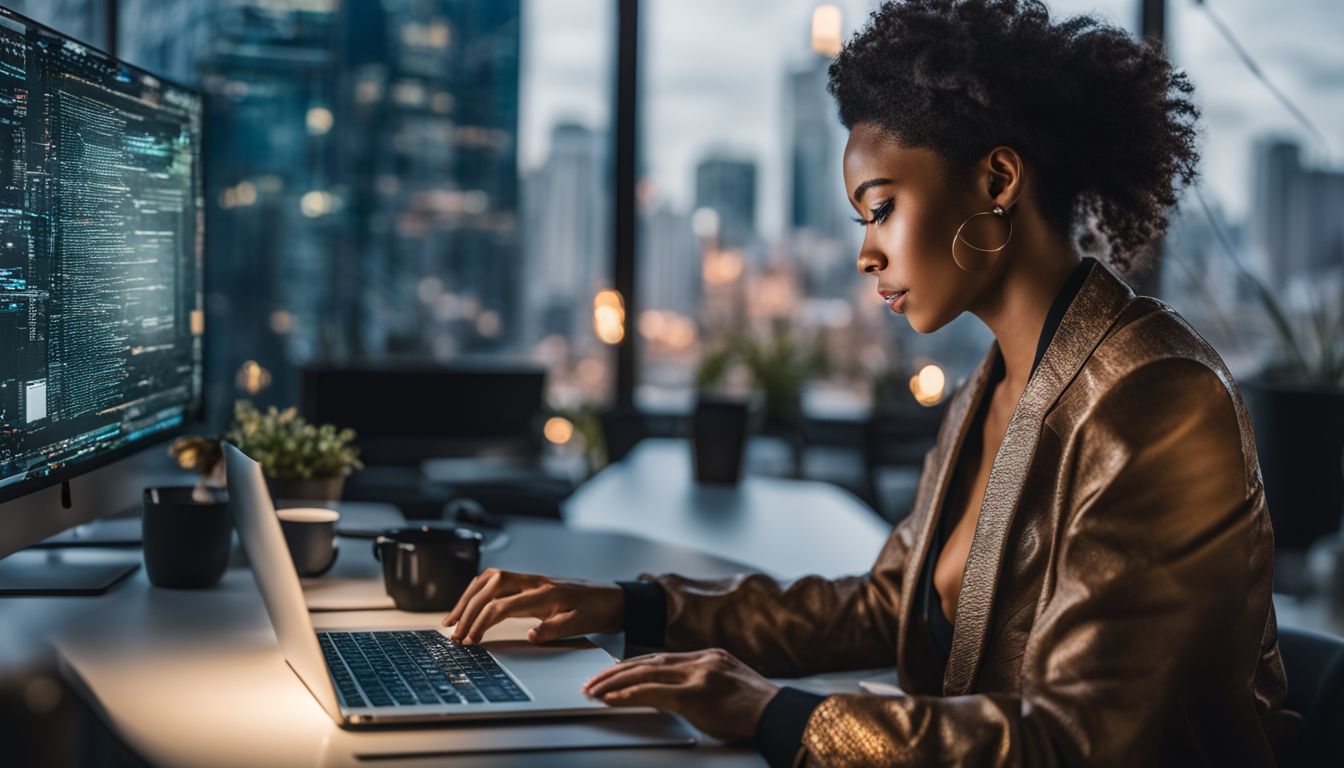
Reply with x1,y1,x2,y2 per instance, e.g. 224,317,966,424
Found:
1192,0,1334,159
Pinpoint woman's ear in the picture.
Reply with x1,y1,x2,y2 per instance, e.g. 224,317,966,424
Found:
984,146,1025,210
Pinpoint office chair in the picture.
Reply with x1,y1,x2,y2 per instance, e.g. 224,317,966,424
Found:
861,400,947,522
1277,624,1344,766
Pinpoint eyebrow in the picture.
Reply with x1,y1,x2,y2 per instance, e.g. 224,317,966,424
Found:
852,178,896,203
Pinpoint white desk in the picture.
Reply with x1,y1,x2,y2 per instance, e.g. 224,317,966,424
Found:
6,509,898,767
565,439,891,580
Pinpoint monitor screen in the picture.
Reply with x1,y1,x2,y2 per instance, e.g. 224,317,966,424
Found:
0,6,203,504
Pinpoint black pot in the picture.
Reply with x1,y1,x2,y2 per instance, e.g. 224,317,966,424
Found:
142,487,232,589
691,395,754,485
265,475,345,504
1242,378,1344,550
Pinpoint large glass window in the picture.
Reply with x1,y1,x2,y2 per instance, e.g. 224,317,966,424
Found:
115,0,613,423
5,1,108,50
1161,1,1344,380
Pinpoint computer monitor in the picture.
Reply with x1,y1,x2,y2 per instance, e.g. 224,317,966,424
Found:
0,6,204,591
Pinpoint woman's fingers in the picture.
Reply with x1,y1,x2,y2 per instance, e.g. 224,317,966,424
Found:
528,609,579,644
595,682,682,710
460,590,547,645
582,652,679,691
442,569,495,627
449,571,517,642
583,663,684,698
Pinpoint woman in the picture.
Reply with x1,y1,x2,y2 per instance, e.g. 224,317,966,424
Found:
442,1,1297,764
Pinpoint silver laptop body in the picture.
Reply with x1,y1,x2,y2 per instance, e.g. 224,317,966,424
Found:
224,442,650,727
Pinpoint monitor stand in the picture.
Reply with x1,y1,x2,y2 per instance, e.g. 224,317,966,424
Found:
0,549,140,596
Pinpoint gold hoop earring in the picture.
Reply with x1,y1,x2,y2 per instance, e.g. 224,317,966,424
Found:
951,204,1013,273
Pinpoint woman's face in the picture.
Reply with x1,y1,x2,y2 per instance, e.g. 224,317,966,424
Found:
842,122,996,334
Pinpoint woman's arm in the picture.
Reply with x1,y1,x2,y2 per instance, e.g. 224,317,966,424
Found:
796,358,1281,766
623,487,924,678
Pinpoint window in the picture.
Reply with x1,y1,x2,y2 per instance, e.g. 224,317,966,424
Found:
115,0,614,424
1161,0,1344,380
5,1,108,51
635,0,1072,420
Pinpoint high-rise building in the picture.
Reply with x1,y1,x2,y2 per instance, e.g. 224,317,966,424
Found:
694,155,757,250
1249,137,1344,288
334,0,522,361
118,0,338,424
522,122,609,341
786,53,847,241
639,204,700,318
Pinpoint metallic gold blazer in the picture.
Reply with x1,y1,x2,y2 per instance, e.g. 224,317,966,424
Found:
639,260,1297,765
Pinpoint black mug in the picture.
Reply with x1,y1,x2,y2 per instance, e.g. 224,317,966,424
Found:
142,486,232,589
373,526,483,612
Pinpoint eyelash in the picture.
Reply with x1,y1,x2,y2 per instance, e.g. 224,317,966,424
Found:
852,199,894,227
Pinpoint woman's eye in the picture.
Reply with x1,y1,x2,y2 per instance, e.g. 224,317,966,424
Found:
852,200,894,227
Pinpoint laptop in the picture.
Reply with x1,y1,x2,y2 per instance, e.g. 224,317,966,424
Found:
224,442,656,728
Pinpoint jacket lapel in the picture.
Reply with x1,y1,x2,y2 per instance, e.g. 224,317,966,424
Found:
894,333,998,691
937,261,1135,695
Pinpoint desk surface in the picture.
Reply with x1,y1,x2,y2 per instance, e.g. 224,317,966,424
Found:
13,510,894,768
565,439,891,580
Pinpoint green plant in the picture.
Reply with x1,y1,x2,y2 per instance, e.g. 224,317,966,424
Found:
225,402,363,480
696,323,830,430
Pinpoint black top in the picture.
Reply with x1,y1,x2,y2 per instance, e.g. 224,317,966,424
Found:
615,255,1098,768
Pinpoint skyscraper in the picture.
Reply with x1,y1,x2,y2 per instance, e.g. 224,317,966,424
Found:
694,155,757,250
786,53,847,241
334,0,522,361
522,122,609,341
1249,137,1344,288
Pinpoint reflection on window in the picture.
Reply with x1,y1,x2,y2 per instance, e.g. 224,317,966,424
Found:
117,0,613,423
5,1,107,51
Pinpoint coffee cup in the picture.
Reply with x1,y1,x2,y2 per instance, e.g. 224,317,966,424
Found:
373,526,483,612
277,507,340,577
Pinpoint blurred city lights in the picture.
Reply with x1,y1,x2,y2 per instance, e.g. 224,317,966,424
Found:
543,416,575,445
910,364,946,406
305,106,334,135
593,289,626,345
811,5,843,57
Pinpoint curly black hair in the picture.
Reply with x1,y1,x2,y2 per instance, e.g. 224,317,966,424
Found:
827,0,1201,277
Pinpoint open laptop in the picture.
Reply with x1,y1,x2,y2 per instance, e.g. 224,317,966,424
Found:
224,442,656,728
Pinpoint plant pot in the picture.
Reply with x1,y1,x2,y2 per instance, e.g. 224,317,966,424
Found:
142,486,232,589
691,395,755,485
265,475,346,504
1242,378,1344,551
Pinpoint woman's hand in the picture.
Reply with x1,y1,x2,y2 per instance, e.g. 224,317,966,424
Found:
441,568,624,645
582,648,780,742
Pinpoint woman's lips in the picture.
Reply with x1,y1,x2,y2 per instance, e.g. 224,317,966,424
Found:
880,289,908,314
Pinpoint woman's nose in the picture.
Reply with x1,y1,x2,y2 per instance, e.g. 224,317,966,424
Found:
856,245,887,276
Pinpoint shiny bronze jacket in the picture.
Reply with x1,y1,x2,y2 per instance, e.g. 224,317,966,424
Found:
639,259,1297,765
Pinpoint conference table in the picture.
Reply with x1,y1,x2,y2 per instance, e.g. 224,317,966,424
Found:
7,438,898,767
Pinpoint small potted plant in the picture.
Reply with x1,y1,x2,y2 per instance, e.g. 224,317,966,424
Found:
226,402,363,503
693,322,828,483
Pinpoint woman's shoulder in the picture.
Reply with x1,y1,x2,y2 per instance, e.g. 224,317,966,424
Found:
1088,295,1238,392
1062,296,1260,485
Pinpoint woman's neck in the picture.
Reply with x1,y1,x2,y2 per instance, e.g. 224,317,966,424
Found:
968,230,1082,396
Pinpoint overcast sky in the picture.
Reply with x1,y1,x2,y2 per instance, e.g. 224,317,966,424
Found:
519,0,1344,236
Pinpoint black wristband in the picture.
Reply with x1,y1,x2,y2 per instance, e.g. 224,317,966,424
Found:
616,578,668,650
755,686,826,768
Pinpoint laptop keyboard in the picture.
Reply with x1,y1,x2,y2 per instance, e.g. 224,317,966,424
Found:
318,630,531,708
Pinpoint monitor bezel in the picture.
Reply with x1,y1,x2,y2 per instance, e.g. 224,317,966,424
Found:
0,3,207,508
